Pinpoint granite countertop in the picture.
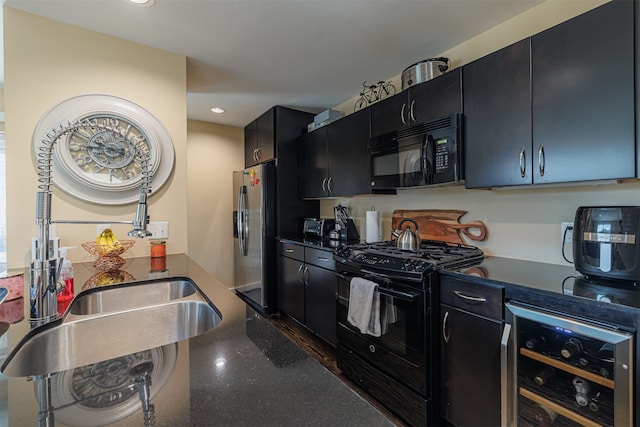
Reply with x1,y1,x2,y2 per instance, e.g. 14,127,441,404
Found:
442,256,640,328
0,254,394,426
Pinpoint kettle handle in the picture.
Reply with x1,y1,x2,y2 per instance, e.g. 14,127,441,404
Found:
398,218,419,232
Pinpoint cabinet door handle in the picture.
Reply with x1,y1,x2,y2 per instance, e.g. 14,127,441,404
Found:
453,290,487,303
297,265,304,282
317,256,330,262
327,177,334,193
401,103,407,125
321,177,327,193
538,144,545,176
303,266,310,284
252,148,257,162
284,248,294,253
442,310,450,343
500,323,512,427
255,147,261,162
409,100,416,122
519,147,526,178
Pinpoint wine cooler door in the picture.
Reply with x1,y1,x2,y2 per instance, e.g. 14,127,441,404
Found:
506,303,633,426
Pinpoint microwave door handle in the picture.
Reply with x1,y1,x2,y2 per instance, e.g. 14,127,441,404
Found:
423,135,432,182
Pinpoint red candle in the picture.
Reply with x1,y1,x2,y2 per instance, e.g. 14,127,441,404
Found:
150,241,166,258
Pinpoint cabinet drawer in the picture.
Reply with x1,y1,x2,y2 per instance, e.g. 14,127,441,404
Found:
277,240,304,261
305,247,335,270
440,276,503,319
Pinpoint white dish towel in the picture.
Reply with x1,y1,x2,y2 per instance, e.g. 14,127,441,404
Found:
347,277,381,337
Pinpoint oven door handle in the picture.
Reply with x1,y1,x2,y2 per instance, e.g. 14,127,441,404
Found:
360,268,423,284
337,271,418,302
377,287,417,302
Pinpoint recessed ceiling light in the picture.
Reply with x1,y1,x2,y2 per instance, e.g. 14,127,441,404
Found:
211,107,225,114
129,0,155,6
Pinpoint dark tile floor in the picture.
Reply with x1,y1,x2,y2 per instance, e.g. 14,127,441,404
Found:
268,314,406,426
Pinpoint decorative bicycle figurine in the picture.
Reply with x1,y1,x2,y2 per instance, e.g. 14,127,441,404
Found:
354,80,396,111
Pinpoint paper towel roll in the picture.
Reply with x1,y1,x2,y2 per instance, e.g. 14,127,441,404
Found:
365,210,380,243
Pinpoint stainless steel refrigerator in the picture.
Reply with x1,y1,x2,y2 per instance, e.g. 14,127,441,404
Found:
232,163,276,315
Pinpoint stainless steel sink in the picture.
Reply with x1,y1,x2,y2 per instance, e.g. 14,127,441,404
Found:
1,277,222,377
69,277,199,315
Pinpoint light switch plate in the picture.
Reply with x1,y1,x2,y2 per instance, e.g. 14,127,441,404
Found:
148,221,169,239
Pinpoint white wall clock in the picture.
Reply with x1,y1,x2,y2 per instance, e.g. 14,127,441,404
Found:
32,94,175,204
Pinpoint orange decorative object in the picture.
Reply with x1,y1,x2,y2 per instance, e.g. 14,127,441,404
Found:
150,241,166,258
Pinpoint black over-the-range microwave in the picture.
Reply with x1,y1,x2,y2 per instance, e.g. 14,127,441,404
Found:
369,113,463,190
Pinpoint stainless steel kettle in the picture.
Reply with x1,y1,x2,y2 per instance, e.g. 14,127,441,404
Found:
392,218,421,251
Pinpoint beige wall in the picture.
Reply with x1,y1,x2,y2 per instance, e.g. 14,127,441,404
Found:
324,0,639,267
4,7,188,268
186,120,244,286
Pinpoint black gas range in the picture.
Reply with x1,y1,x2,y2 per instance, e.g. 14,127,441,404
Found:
333,239,484,426
334,240,485,285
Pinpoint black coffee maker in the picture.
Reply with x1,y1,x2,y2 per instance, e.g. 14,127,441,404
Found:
573,206,640,282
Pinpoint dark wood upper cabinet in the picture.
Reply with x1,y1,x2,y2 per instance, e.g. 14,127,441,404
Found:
371,68,462,138
531,0,635,184
299,108,374,198
464,39,532,188
244,106,318,236
326,108,370,197
244,108,275,167
298,126,329,199
465,0,635,188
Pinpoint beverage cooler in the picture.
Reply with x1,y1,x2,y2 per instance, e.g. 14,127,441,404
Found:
505,303,633,426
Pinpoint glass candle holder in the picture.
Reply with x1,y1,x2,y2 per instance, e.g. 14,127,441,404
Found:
150,240,166,258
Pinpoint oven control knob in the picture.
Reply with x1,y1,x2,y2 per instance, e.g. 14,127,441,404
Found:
369,345,376,353
404,259,425,271
335,246,351,258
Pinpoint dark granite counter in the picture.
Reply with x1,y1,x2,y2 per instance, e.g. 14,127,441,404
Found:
0,254,394,426
442,256,640,327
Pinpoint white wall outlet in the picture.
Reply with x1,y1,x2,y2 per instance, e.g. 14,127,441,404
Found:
96,224,111,235
561,222,574,244
148,221,169,239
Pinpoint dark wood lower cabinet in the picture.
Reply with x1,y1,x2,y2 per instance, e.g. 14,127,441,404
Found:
276,255,305,325
440,304,503,426
304,263,337,346
276,242,337,346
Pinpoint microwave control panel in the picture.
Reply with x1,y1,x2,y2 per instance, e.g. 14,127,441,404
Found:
434,137,451,172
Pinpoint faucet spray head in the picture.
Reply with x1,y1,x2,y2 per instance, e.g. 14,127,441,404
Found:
128,191,152,238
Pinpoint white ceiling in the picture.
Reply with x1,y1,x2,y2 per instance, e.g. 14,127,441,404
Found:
4,0,543,127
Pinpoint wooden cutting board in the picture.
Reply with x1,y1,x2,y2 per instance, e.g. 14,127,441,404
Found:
391,209,487,244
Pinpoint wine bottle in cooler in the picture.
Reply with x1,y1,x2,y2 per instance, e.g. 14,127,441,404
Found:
534,366,555,386
561,337,584,359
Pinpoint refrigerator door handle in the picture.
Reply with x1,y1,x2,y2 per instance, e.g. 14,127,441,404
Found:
237,185,248,256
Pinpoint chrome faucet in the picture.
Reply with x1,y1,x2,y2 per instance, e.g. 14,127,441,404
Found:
31,119,153,326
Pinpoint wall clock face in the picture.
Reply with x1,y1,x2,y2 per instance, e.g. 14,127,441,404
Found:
33,95,175,205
